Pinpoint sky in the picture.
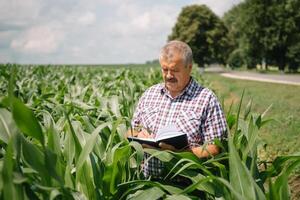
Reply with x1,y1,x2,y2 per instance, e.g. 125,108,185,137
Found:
0,0,242,64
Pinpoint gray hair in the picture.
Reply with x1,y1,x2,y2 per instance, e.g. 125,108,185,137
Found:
159,40,193,67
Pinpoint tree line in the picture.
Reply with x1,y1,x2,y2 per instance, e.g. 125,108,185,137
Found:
168,0,300,72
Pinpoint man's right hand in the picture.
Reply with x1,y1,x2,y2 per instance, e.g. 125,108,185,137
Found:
137,129,158,149
137,129,153,138
127,128,157,149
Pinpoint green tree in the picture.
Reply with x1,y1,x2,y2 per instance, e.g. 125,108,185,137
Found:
168,5,231,68
259,0,300,71
283,0,300,72
223,2,259,69
223,3,251,68
224,0,300,71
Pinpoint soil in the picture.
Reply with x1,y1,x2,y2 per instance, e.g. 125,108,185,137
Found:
290,175,300,200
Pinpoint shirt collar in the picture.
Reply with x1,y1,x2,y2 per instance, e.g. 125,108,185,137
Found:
160,76,196,98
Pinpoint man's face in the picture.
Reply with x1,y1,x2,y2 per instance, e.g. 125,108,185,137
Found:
160,52,192,97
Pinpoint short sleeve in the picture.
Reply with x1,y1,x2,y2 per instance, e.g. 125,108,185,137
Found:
201,93,227,144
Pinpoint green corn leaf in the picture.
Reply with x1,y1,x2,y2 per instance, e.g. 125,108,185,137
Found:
215,177,243,199
119,180,184,197
109,96,121,117
11,97,44,146
165,194,192,200
77,163,95,199
89,154,103,199
243,99,252,120
181,174,214,195
20,136,49,183
211,161,228,179
171,151,201,163
64,127,76,167
161,185,184,195
0,96,11,108
262,154,300,179
70,190,87,200
129,141,144,165
259,118,274,128
241,116,259,162
164,156,211,178
72,100,96,111
64,165,75,189
44,148,64,185
268,178,276,200
226,100,234,117
228,136,264,200
102,164,114,195
2,139,15,200
50,189,61,200
144,148,174,162
227,114,236,130
234,89,244,136
71,121,87,147
0,108,18,143
65,112,82,159
127,187,165,200
76,122,109,173
261,104,272,118
167,161,195,179
109,145,132,193
43,111,61,155
12,172,28,184
105,118,122,152
270,156,300,200
93,136,106,161
105,142,123,165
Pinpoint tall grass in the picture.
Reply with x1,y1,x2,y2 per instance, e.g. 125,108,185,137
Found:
0,64,299,199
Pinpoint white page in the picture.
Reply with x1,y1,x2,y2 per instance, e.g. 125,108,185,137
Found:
156,124,185,141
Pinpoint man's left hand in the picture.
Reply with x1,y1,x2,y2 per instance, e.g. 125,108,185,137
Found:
141,142,178,151
158,142,178,151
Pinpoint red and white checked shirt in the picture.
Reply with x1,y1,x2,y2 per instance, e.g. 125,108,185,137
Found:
132,77,227,178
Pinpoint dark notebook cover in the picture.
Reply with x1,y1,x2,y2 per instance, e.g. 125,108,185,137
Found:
128,132,188,150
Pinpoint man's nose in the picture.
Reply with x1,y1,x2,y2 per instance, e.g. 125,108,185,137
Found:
166,70,174,78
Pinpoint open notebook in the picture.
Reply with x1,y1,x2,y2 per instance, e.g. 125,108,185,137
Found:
128,124,188,150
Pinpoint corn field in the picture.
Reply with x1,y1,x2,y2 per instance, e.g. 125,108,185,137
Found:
0,64,299,200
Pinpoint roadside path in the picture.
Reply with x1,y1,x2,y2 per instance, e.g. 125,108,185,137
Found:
205,67,300,86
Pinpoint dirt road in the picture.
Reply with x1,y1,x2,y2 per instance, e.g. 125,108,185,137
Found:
205,66,300,86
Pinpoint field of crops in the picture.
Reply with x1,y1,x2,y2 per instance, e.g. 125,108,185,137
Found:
0,64,299,200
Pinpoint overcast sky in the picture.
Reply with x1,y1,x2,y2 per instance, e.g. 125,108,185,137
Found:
0,0,241,64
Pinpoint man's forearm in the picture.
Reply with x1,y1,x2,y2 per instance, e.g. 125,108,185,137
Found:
191,144,220,158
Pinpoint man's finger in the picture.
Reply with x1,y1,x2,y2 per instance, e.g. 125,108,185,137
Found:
138,130,151,138
142,144,158,149
159,142,177,151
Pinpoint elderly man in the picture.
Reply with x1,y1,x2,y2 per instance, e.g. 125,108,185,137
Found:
129,40,227,178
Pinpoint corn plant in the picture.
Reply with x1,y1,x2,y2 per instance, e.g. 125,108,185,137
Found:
0,64,299,199
0,65,156,199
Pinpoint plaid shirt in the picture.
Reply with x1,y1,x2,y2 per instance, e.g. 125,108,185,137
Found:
132,77,227,178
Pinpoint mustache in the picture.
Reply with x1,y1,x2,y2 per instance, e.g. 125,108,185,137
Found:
166,78,177,83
